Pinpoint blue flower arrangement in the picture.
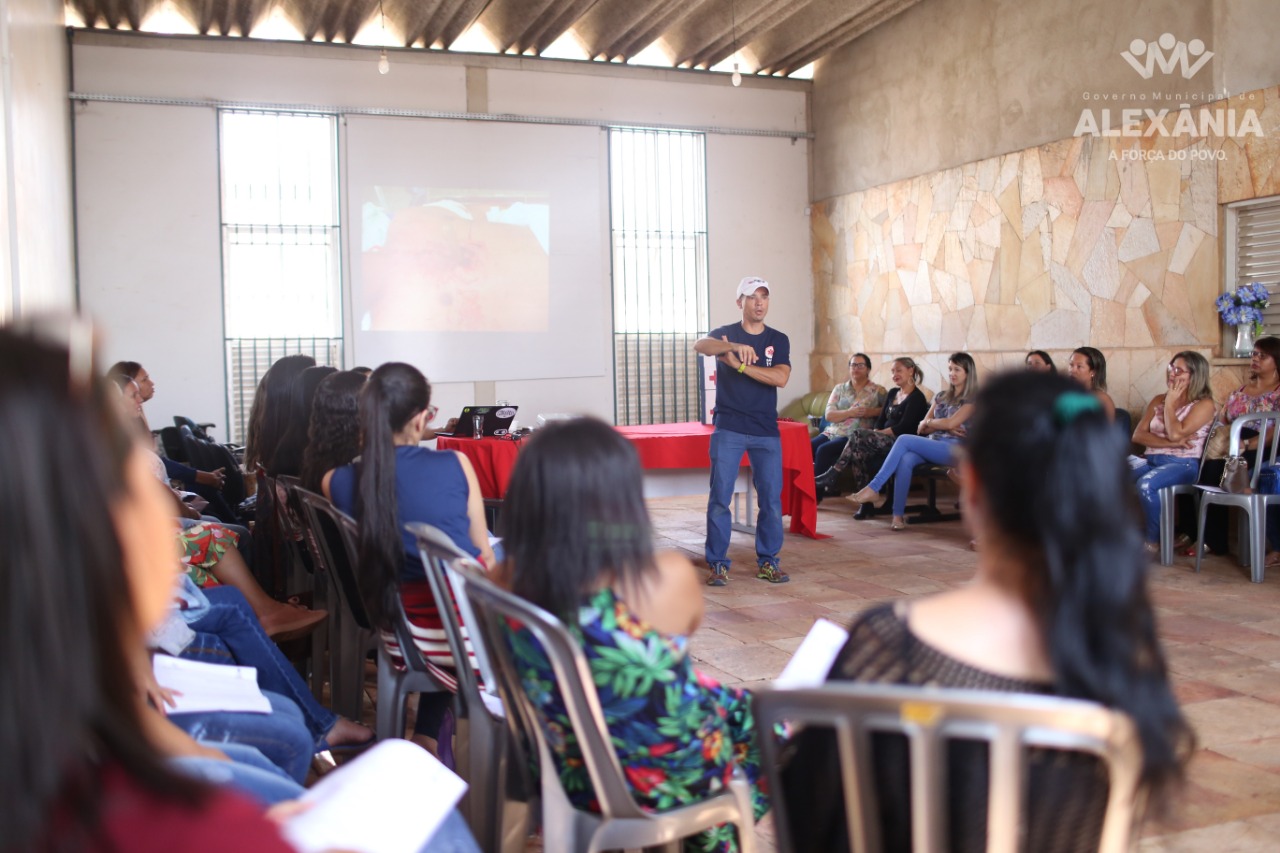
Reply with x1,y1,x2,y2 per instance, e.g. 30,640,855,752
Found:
1217,282,1270,334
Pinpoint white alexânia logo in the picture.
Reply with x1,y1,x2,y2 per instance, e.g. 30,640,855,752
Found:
1121,33,1213,80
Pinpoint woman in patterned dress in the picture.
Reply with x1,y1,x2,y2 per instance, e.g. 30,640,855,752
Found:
810,352,886,474
496,417,768,853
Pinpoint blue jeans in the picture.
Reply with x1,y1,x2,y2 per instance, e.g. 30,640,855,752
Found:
170,742,305,806
811,434,849,473
867,434,960,517
181,586,339,749
168,690,313,783
1131,455,1199,543
706,428,783,568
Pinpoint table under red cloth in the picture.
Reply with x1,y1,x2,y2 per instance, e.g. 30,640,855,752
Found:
439,420,821,539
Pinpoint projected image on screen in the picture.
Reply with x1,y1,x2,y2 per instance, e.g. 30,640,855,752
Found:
361,187,550,332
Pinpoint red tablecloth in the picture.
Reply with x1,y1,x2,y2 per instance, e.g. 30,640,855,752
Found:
439,420,820,539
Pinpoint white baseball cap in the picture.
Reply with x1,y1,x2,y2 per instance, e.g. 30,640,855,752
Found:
735,276,770,299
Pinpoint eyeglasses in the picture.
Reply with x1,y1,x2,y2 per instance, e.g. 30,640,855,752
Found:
1166,365,1189,376
849,362,870,369
1252,351,1272,361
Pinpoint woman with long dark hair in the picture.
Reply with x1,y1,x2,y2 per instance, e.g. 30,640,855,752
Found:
1131,351,1215,552
813,356,929,508
850,352,977,529
783,370,1192,852
300,370,367,494
0,325,294,850
272,364,338,478
324,362,494,743
497,417,768,853
244,354,315,475
1025,349,1056,372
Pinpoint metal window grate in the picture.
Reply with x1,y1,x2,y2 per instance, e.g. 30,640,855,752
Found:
224,337,343,444
609,128,709,425
219,110,343,440
1235,197,1280,331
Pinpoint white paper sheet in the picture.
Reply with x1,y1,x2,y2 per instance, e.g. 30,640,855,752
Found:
281,739,468,853
152,655,271,714
774,618,850,689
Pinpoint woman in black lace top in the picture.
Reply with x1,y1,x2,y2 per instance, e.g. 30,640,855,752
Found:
781,370,1192,852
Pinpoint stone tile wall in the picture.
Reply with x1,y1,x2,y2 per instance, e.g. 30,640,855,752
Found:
811,84,1280,416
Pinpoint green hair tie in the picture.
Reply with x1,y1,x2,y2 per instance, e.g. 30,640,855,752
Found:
1053,391,1102,425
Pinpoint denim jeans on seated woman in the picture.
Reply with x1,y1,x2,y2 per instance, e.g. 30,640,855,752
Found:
865,434,960,517
1131,454,1199,543
168,689,313,783
180,585,340,749
170,742,304,806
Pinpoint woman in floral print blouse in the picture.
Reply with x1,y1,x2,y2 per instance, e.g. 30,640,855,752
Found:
496,417,768,852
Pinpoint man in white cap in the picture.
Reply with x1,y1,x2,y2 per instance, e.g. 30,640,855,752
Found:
692,276,791,585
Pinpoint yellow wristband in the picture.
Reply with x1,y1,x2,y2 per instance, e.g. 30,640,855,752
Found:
737,362,747,374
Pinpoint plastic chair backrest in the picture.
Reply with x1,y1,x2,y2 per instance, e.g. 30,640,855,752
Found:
292,487,376,632
1228,411,1280,488
753,683,1144,853
174,414,214,441
407,523,496,706
461,571,651,821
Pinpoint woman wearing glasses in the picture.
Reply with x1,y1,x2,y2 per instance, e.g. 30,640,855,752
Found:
811,353,886,475
1130,352,1216,553
324,362,495,749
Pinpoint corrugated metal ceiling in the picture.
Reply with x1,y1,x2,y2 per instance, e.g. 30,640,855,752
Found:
67,0,924,78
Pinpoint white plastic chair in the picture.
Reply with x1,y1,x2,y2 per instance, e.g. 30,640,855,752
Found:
409,522,534,853
461,570,757,853
753,683,1144,853
1193,411,1280,582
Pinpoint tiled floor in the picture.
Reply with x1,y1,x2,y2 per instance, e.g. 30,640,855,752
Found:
647,491,1280,852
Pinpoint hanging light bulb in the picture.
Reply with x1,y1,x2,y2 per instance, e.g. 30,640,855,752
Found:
378,48,390,75
731,61,742,87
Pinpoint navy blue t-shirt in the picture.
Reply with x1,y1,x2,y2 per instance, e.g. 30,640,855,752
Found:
707,322,791,437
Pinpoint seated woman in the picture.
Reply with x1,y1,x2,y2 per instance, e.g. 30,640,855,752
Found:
496,418,768,852
1131,351,1215,553
1025,349,1056,372
324,362,495,742
1067,346,1117,421
849,352,977,530
0,326,297,849
813,357,928,510
811,353,886,474
300,370,367,494
781,371,1192,852
114,373,325,640
1195,336,1280,555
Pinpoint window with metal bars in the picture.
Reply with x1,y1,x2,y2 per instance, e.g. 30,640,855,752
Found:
609,128,709,426
219,110,343,442
1226,196,1280,339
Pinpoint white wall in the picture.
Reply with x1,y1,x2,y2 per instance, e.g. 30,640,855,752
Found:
73,32,811,429
1,0,76,319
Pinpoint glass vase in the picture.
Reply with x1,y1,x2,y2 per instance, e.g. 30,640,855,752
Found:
1234,324,1256,358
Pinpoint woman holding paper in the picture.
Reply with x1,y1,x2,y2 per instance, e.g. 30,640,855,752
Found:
496,417,768,853
780,371,1192,852
0,323,297,849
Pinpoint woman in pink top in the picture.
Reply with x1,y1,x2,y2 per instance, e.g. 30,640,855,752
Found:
1131,351,1216,551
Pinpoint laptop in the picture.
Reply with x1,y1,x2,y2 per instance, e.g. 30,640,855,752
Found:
435,405,519,438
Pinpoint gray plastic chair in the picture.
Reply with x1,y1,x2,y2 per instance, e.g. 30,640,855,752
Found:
1193,411,1280,582
753,683,1144,853
409,523,535,853
461,570,757,853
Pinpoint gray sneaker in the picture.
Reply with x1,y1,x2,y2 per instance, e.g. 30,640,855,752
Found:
707,563,730,586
